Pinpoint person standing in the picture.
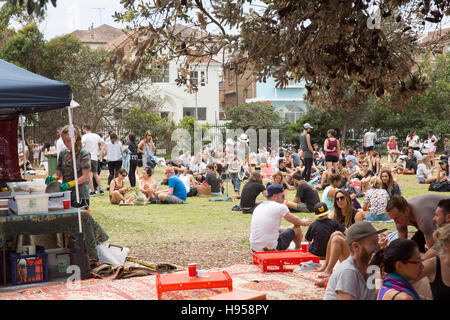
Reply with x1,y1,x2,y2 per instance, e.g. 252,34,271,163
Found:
324,129,340,174
124,133,139,189
323,222,387,300
106,133,123,187
363,127,376,157
138,130,156,169
406,130,420,151
300,123,314,181
82,125,105,195
426,130,438,168
48,125,91,209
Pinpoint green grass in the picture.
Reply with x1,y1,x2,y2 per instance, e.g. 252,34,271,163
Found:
89,159,447,256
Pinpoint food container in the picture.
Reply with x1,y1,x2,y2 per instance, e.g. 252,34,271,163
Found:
13,193,50,215
48,191,71,210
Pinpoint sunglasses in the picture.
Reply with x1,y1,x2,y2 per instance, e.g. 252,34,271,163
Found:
336,196,346,201
121,174,127,177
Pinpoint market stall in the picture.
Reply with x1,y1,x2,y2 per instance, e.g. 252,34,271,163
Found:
0,59,108,286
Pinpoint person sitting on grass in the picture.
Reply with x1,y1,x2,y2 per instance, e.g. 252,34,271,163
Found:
305,202,346,259
437,158,450,182
154,167,187,204
403,147,418,175
371,238,423,300
240,171,267,214
315,190,357,277
380,169,402,198
205,164,223,197
266,171,294,191
323,222,387,300
286,171,320,213
249,184,312,252
321,173,342,216
355,176,390,222
421,224,450,300
109,168,135,205
138,166,158,204
416,155,438,184
354,161,373,193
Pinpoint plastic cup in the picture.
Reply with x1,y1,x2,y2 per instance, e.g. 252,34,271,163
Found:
63,200,71,210
301,242,309,253
188,263,197,277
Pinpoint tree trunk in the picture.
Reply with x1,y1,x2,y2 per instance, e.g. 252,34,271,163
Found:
341,117,347,149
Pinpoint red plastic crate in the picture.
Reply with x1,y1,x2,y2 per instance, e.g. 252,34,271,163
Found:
253,250,320,272
155,270,232,299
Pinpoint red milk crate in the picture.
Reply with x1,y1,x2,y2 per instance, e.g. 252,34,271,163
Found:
253,250,320,272
10,252,48,286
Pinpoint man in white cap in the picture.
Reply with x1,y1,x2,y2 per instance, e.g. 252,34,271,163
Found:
323,222,387,300
300,123,314,181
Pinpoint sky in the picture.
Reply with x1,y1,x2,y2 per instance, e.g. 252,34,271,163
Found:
39,0,127,40
36,1,449,41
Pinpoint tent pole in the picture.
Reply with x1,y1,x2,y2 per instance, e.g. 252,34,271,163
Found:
67,106,82,234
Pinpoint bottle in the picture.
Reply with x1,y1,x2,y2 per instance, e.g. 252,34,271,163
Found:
19,258,27,283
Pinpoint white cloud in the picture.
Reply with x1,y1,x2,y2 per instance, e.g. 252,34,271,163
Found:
39,0,127,40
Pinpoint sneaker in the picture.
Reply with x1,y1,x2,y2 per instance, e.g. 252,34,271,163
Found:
90,191,97,196
99,189,105,195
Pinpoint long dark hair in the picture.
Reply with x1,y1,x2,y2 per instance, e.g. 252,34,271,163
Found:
370,238,418,274
333,189,353,228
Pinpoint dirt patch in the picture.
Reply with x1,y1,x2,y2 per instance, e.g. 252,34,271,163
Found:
129,239,253,270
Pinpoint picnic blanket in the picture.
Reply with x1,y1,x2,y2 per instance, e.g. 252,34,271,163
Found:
0,264,326,300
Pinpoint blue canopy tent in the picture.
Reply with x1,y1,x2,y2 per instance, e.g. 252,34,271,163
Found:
0,58,72,181
0,60,90,280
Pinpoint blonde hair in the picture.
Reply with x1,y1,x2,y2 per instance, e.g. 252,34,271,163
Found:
370,176,382,189
433,224,450,250
389,136,396,142
61,125,82,155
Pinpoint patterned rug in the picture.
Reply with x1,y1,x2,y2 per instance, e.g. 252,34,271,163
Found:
0,264,326,300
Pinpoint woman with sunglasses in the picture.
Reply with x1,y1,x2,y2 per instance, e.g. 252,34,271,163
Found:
109,168,135,205
314,190,356,277
371,238,423,300
138,130,156,170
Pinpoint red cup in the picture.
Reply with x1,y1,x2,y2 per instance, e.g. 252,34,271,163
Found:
301,242,308,253
63,200,71,210
188,263,197,277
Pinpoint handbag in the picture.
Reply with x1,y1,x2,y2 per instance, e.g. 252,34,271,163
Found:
147,155,157,168
429,181,450,192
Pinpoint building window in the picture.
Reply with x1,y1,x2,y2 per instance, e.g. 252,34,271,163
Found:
152,63,169,83
243,88,248,101
228,66,233,84
190,71,198,85
183,107,207,121
280,104,305,124
200,71,206,86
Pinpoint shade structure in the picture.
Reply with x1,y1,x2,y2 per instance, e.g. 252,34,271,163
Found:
0,58,72,180
0,59,72,119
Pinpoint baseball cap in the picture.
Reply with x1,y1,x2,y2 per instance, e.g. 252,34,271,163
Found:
314,202,329,218
304,123,313,129
165,167,174,175
346,222,387,245
266,184,284,197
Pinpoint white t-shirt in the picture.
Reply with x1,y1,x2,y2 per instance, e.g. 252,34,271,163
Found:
106,141,122,162
407,135,420,148
179,175,191,193
249,200,289,252
56,137,66,160
364,131,376,147
82,132,104,161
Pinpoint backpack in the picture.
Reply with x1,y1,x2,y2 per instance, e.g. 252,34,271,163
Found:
428,180,450,192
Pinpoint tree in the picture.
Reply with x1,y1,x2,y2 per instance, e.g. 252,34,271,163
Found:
225,102,281,131
105,0,449,111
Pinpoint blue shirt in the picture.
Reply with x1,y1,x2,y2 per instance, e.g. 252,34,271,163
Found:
168,175,187,201
291,152,301,167
345,155,358,164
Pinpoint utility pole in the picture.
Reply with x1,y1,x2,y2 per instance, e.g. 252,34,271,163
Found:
91,8,105,25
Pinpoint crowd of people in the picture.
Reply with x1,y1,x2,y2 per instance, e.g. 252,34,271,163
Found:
36,122,449,300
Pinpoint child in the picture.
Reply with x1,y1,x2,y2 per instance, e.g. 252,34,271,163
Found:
321,173,342,215
305,202,346,259
33,143,40,168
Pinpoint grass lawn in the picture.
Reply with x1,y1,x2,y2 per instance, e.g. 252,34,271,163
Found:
88,158,448,268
